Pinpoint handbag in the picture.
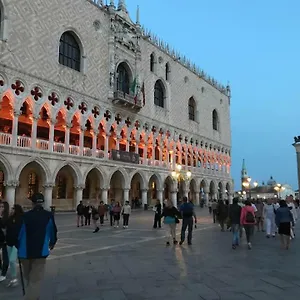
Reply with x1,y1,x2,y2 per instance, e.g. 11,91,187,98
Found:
175,217,180,224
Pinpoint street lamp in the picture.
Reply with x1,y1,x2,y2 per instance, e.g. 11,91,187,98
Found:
242,177,258,199
274,183,285,199
171,164,192,182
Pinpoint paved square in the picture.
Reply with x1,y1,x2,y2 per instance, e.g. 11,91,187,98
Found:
0,208,300,299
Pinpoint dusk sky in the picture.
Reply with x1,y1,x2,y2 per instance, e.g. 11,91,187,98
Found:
125,0,300,190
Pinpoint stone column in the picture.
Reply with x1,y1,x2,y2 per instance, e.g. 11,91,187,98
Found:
228,194,233,204
157,189,163,205
5,182,17,208
65,123,71,154
159,142,163,163
116,135,120,151
204,187,209,206
48,119,55,152
12,112,19,147
171,191,177,208
151,144,155,164
143,143,147,164
126,139,130,152
141,189,148,208
79,126,84,156
92,130,98,157
43,184,53,210
75,185,84,207
195,192,200,206
31,114,39,149
123,188,130,204
104,131,110,159
101,188,108,204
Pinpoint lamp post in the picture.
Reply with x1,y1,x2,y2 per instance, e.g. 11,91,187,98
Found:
274,183,285,199
242,177,258,199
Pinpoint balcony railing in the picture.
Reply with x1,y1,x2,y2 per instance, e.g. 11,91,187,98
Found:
113,90,142,108
0,132,230,175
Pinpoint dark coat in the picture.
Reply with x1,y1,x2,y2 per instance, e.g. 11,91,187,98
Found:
229,203,242,225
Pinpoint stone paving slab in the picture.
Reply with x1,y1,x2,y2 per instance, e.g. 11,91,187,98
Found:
0,208,300,299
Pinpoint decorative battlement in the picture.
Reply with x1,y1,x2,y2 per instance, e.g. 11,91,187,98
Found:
89,0,231,97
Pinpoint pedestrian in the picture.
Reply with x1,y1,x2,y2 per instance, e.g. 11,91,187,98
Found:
240,200,256,249
76,201,84,227
217,200,227,231
228,197,242,249
91,205,100,233
255,199,264,232
179,197,197,245
264,199,277,238
98,201,106,226
84,202,92,226
17,192,57,300
286,195,297,238
121,201,131,228
275,200,295,250
161,200,181,246
112,201,121,228
211,200,218,223
153,199,162,229
4,204,24,286
109,200,115,227
0,200,9,282
208,199,212,214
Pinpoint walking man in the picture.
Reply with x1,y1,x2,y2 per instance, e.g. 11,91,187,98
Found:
211,200,218,223
17,193,57,300
76,201,84,227
153,199,162,229
179,197,197,245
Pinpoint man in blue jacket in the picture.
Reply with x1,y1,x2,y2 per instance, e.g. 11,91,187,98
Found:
17,192,57,300
179,197,197,245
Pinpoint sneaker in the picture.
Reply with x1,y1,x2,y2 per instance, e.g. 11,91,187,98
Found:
232,245,236,250
166,242,170,246
0,276,6,282
93,227,99,233
7,279,18,287
248,243,252,250
179,241,184,245
123,226,126,229
173,240,178,245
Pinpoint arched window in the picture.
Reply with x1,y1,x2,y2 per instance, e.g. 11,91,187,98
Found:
150,53,155,72
165,63,170,81
117,63,130,94
0,170,4,200
212,109,219,131
59,31,81,71
154,80,165,108
57,175,67,199
28,172,39,199
188,97,196,121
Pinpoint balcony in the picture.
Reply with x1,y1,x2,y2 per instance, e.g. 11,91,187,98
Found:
113,90,142,109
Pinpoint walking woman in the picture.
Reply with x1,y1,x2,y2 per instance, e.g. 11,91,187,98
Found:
0,200,9,282
161,200,181,246
91,205,100,233
5,204,24,286
240,200,256,249
112,202,121,228
275,200,294,250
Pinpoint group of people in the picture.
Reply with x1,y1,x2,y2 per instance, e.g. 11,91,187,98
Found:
209,195,297,250
0,193,57,300
76,200,132,233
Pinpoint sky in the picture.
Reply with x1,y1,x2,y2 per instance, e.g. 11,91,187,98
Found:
123,0,300,190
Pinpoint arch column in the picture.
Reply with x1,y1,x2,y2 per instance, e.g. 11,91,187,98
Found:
65,123,71,154
195,192,200,206
79,126,84,156
116,135,121,151
48,118,56,152
101,188,108,204
123,188,130,204
5,181,18,208
92,130,98,157
31,114,39,149
104,131,110,159
171,190,177,208
204,187,209,206
75,185,85,207
12,112,19,147
43,184,54,210
141,189,148,207
143,142,148,164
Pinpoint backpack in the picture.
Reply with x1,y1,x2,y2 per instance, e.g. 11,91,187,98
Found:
245,211,255,223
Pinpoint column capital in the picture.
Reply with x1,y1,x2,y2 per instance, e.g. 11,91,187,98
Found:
4,180,19,188
94,129,99,136
43,183,55,189
50,118,57,125
66,122,72,129
74,185,85,190
123,188,130,192
13,110,21,117
141,189,148,192
80,126,85,132
101,187,109,191
33,114,40,121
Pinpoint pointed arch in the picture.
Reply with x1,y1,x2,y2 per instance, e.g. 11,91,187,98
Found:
154,79,166,108
212,109,219,131
116,61,133,95
0,153,13,183
108,167,129,189
129,170,147,190
52,161,82,186
148,173,163,191
82,165,106,189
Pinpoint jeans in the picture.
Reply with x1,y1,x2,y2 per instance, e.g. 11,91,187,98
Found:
231,224,240,245
1,244,9,276
123,214,130,226
153,214,161,228
100,215,104,225
7,246,18,278
181,217,193,243
85,214,91,226
244,224,254,243
212,210,217,223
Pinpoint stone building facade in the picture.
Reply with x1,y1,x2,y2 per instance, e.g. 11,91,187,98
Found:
0,0,233,210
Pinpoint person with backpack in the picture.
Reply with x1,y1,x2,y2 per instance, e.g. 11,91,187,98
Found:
240,200,256,249
179,197,197,245
17,192,57,299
